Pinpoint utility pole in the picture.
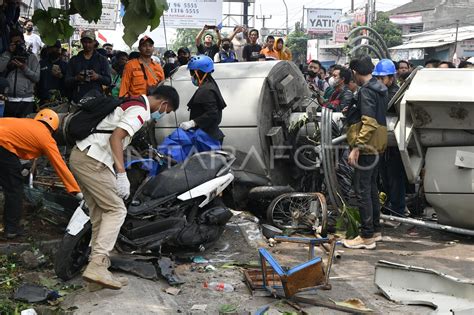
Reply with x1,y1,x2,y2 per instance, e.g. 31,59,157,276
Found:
365,1,370,27
453,19,460,57
351,0,354,12
373,0,377,23
243,0,249,26
366,0,376,27
257,14,272,28
302,5,305,31
282,0,289,35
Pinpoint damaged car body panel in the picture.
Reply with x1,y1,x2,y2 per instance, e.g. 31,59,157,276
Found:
375,260,474,314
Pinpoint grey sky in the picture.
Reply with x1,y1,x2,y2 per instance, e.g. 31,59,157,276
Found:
106,0,413,50
224,0,412,30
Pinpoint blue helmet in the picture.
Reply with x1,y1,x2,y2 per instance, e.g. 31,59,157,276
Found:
187,55,214,73
372,59,396,76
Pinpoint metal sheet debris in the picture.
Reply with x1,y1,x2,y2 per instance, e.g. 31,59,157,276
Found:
375,260,474,314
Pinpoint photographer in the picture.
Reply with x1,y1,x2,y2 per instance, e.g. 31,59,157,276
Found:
65,30,111,103
195,24,222,59
0,30,40,117
38,40,68,103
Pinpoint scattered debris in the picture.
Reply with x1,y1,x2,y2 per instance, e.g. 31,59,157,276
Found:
238,221,265,248
192,256,209,264
158,257,185,285
191,304,207,311
375,260,474,314
204,281,234,292
20,250,46,269
20,309,37,315
204,265,216,272
258,248,327,297
267,238,277,247
261,224,283,239
218,304,238,314
330,298,373,312
110,255,184,285
164,286,181,296
111,255,158,280
14,284,51,303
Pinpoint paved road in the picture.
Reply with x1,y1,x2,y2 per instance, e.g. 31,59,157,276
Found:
61,219,474,314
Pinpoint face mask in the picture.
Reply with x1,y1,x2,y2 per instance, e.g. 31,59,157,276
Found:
151,111,164,121
328,76,337,87
222,44,230,50
178,56,188,65
151,103,166,121
191,76,199,87
168,57,175,64
26,27,33,32
307,70,317,78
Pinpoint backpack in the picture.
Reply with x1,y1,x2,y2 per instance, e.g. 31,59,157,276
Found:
61,91,146,145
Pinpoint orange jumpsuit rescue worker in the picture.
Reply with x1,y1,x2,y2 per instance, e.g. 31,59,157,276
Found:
0,109,82,239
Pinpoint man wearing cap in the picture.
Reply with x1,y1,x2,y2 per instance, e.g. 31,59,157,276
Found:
119,36,164,97
65,30,111,103
177,47,191,65
38,40,68,103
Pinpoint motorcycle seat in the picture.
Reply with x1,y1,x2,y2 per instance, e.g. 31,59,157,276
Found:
142,152,228,199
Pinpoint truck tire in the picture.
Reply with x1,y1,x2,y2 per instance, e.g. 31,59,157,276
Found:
54,222,92,281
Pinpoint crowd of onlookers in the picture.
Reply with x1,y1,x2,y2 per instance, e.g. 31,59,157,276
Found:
302,56,474,113
0,12,299,119
1,0,473,120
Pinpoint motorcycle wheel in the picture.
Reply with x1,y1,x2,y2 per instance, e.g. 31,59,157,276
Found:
54,222,92,281
266,192,328,236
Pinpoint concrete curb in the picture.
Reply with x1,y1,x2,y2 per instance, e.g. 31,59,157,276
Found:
0,238,62,256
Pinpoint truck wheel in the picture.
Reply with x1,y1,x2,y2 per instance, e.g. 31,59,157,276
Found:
54,222,92,281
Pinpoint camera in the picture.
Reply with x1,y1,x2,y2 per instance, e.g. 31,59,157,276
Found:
82,69,93,82
12,42,29,63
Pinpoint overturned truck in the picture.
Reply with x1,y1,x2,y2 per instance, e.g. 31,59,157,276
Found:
160,61,346,233
387,67,474,233
162,61,474,235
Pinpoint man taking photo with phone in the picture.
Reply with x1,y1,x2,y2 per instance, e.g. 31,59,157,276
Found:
0,30,40,117
195,24,222,59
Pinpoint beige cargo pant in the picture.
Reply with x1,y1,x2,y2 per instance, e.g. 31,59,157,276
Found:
69,146,126,259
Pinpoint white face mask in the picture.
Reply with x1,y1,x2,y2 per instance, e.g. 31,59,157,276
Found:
168,58,175,64
328,76,337,88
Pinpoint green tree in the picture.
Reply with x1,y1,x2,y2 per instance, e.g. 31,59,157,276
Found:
172,28,201,53
286,22,309,64
372,12,403,48
33,0,167,46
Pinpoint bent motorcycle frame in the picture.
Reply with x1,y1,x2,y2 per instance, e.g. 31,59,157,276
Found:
66,172,235,237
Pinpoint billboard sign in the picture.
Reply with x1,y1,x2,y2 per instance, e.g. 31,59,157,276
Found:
334,23,351,43
306,8,342,35
71,0,119,31
164,0,223,28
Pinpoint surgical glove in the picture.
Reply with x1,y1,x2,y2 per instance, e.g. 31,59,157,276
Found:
179,120,196,131
75,192,84,201
116,172,130,200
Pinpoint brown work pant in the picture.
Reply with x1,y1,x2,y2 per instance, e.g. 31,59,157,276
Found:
69,146,126,259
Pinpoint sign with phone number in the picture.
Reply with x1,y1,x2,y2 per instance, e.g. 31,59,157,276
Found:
164,0,223,28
